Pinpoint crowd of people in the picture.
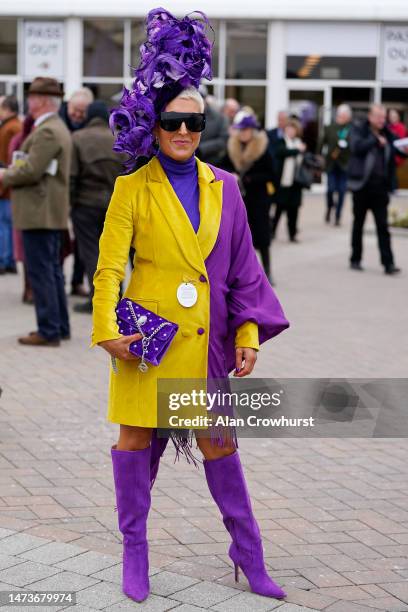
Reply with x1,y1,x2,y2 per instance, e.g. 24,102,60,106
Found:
201,97,407,281
0,78,122,345
0,75,407,347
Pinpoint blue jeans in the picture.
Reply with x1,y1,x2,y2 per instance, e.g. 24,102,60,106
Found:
22,229,70,340
327,166,348,221
0,198,15,268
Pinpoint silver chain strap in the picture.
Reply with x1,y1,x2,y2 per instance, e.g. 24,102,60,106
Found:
111,300,172,374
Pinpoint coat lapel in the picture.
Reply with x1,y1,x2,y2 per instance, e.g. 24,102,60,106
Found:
196,158,223,262
147,156,223,275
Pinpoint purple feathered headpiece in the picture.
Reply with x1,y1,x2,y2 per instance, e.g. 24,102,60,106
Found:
110,7,213,169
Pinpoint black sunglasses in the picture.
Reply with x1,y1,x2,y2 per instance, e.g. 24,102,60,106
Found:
160,112,206,133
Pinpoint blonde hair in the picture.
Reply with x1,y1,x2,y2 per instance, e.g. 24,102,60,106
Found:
287,118,303,138
172,87,205,113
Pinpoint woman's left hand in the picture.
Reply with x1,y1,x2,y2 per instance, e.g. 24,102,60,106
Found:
234,347,257,377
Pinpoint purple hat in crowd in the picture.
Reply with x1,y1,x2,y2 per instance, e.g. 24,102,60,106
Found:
232,111,260,130
110,7,213,168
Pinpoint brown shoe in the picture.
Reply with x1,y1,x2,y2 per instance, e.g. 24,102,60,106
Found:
29,330,70,340
18,332,60,347
22,290,34,304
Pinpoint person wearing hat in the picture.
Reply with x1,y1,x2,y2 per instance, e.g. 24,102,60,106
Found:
0,77,71,346
70,100,124,314
224,111,276,283
91,8,289,604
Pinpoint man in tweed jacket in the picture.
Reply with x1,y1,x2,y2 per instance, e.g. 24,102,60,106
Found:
0,77,72,346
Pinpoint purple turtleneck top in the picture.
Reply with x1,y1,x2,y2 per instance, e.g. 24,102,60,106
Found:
157,150,200,233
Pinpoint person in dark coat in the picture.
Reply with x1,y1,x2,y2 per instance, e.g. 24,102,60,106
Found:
60,87,94,297
347,103,408,275
225,112,275,283
267,111,288,158
320,104,352,225
271,118,306,242
70,101,124,312
197,92,229,166
267,111,288,235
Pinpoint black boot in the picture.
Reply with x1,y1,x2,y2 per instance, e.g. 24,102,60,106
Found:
259,247,274,285
384,264,401,275
73,301,93,313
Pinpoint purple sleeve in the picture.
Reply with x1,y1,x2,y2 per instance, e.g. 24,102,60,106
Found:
223,178,290,372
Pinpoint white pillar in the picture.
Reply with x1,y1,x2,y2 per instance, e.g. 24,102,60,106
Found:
217,20,227,104
323,85,332,125
265,20,287,129
64,18,83,99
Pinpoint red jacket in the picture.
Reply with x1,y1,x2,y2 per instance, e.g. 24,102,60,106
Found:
0,115,22,198
388,121,407,167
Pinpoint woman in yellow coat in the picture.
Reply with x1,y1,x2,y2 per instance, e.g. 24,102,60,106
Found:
92,7,289,605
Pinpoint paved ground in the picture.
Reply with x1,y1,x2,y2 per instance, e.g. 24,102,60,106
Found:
1,193,408,612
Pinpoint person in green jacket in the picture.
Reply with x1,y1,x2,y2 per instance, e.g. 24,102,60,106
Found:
320,104,352,225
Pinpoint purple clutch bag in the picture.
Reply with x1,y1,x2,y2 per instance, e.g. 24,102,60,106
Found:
112,298,179,373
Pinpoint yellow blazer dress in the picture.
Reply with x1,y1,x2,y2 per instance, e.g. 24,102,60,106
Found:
91,156,260,427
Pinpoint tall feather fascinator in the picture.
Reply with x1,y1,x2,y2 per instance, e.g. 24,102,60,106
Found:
110,7,213,169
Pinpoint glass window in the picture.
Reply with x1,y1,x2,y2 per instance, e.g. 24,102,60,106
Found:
204,84,214,96
225,85,266,126
381,88,408,127
382,88,408,105
83,82,125,109
130,20,146,76
286,56,376,80
208,20,219,79
130,18,219,79
331,87,374,121
226,21,267,79
84,20,124,77
0,19,17,75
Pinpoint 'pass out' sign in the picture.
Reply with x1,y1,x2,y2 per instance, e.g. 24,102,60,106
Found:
382,25,408,82
23,21,64,80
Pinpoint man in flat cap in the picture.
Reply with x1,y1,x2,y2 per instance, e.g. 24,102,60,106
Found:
0,77,72,346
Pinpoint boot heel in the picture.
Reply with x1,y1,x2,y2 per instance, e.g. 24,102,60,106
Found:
234,563,239,582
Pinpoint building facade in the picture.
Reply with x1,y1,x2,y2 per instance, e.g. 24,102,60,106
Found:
1,2,408,134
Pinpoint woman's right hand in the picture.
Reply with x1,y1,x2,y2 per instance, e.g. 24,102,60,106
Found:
98,333,142,361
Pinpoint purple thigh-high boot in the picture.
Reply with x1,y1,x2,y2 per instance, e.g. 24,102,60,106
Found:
111,444,151,602
203,450,287,599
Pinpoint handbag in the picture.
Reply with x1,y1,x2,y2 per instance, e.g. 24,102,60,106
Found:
111,298,179,373
295,152,324,188
294,161,313,188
